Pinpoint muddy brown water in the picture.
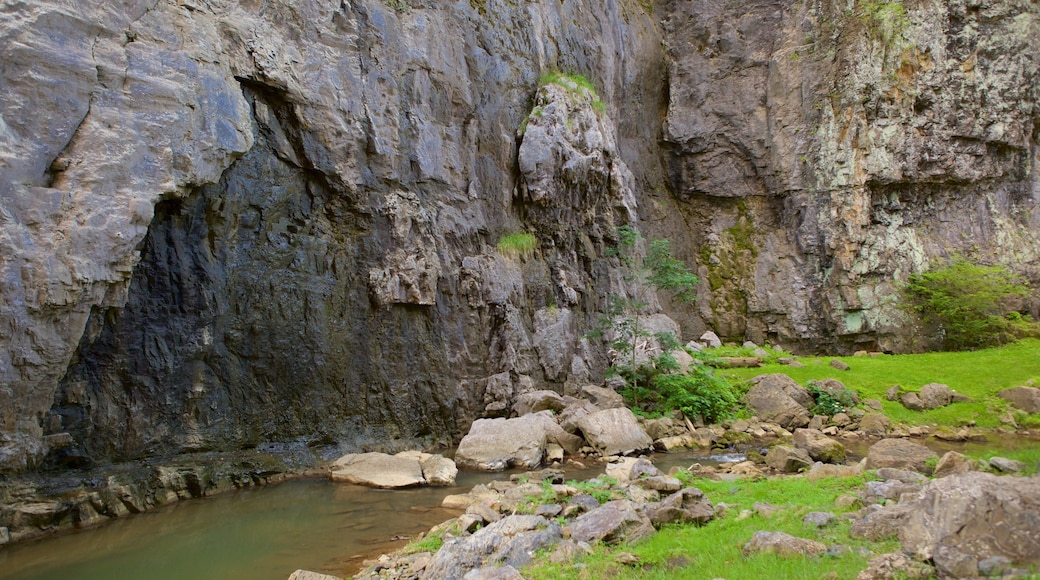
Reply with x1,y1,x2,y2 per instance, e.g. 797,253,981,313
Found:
0,450,736,580
2,436,1031,580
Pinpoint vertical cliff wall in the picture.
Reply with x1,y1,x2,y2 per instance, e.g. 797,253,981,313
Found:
1,0,1037,472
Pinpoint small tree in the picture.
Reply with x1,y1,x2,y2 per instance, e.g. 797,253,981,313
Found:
903,256,1039,350
600,226,699,406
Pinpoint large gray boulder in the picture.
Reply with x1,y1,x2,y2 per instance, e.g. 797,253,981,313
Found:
885,473,1040,573
523,411,585,455
742,531,826,557
512,390,566,417
643,487,715,527
999,386,1040,414
576,408,653,456
580,385,626,410
792,428,846,464
745,374,812,429
424,515,563,578
918,383,952,409
570,500,655,545
329,453,425,488
864,438,937,474
455,415,548,471
765,445,812,473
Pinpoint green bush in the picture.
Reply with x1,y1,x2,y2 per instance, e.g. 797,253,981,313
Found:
806,380,857,415
903,256,1038,350
652,361,741,424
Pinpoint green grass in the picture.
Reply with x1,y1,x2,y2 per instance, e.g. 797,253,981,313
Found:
718,339,1040,429
496,231,538,259
525,474,896,580
538,71,606,113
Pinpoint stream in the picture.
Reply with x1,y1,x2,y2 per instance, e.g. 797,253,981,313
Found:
0,451,735,580
1,435,1029,580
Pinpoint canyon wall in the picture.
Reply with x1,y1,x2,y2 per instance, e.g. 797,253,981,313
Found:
1,0,1037,472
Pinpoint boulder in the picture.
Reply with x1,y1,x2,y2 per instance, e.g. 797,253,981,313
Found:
802,512,835,528
898,472,1040,568
635,475,683,492
918,383,952,409
512,390,566,416
557,399,600,433
576,408,653,457
884,385,902,401
524,411,585,455
855,553,934,580
858,412,890,437
581,385,626,409
931,451,976,478
765,445,812,473
604,457,661,484
864,438,937,474
792,428,846,464
420,454,459,486
699,331,722,348
998,386,1040,413
288,571,343,580
829,359,850,371
424,515,563,579
988,456,1026,474
571,500,655,545
742,531,826,557
455,415,548,471
463,565,525,580
899,392,925,411
329,453,425,488
745,374,812,429
643,488,714,526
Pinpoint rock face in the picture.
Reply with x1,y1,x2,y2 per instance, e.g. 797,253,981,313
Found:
2,0,1039,473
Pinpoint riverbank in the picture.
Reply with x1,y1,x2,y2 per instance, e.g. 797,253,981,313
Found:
344,341,1040,579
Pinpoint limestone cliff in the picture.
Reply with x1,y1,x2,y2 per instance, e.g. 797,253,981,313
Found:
0,0,1037,472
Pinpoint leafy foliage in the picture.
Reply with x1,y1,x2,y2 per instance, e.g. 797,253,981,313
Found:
903,256,1038,350
599,226,699,407
652,363,740,424
805,380,857,416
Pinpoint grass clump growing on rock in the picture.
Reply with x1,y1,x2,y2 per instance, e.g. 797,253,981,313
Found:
538,71,606,112
496,231,538,259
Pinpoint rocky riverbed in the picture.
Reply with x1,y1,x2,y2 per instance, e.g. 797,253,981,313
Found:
295,373,1040,580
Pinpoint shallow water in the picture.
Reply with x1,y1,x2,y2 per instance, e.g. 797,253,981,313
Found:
0,449,745,580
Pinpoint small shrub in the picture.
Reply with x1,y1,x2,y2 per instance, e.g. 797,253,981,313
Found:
653,365,740,424
806,380,857,415
903,256,1038,350
496,231,538,259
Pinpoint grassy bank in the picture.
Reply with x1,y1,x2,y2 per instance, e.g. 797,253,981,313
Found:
520,340,1040,579
721,338,1040,429
525,473,896,580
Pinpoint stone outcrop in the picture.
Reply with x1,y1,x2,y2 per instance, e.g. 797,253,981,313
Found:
745,374,812,429
999,386,1040,414
2,0,1039,477
575,408,653,457
864,438,938,474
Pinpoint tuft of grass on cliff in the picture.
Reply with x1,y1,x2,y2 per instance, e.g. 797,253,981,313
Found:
524,473,895,580
720,338,1040,429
